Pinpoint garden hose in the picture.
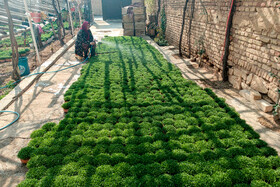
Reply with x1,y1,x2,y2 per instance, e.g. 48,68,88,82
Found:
0,45,98,131
0,111,20,131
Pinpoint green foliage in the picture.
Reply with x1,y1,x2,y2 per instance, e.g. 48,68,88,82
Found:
19,36,280,186
62,102,72,109
0,21,72,60
154,6,168,46
26,166,47,180
17,147,35,160
17,179,38,187
160,6,167,37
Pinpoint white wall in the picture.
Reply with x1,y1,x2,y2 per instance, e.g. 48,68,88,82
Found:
92,0,103,16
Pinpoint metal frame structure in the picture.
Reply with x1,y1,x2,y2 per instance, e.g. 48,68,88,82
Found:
0,0,76,66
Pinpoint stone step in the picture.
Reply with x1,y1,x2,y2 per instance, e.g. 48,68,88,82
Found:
255,99,273,113
239,89,273,113
239,89,262,101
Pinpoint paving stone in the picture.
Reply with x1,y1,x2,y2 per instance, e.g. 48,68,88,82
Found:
254,99,274,113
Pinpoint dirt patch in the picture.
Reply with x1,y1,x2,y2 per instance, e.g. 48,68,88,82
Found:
0,29,79,98
258,116,280,132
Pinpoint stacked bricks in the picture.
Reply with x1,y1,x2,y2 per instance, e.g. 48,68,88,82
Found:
122,0,146,36
155,0,280,106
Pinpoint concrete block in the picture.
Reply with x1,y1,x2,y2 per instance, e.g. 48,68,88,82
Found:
134,14,146,22
123,23,134,30
250,90,262,100
240,89,261,101
124,30,134,36
135,22,145,29
254,99,273,113
133,7,145,14
132,0,144,4
122,15,134,23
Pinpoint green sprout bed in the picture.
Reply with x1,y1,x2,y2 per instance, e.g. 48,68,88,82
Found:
18,36,280,187
0,21,76,49
0,48,30,60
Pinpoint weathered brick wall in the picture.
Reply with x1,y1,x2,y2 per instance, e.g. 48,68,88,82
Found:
157,0,280,103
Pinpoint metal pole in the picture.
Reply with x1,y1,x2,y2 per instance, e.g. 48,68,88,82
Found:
23,0,41,66
67,0,74,35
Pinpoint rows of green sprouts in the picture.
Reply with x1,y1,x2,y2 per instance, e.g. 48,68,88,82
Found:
19,37,280,187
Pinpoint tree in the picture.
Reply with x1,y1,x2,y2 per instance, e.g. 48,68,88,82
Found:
179,0,189,56
4,0,20,80
157,0,161,26
52,0,65,45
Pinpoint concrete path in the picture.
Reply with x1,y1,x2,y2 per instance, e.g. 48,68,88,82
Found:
0,19,123,187
145,36,280,156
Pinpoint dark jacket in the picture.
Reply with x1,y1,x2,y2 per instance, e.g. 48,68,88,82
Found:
76,29,94,47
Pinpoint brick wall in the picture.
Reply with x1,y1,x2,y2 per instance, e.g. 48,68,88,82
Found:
157,0,280,103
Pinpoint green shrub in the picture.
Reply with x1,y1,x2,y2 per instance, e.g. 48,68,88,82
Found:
211,171,232,186
146,162,163,176
141,153,156,164
192,173,213,186
140,175,156,186
62,102,72,109
42,122,56,131
91,174,103,186
67,135,84,146
114,162,131,177
28,137,43,148
131,164,147,177
250,180,270,187
173,173,194,186
111,153,126,165
30,129,46,139
122,176,140,187
94,153,111,166
53,175,87,187
95,165,114,177
161,160,180,175
27,155,48,168
171,149,188,161
112,137,125,144
103,174,123,186
37,176,55,187
17,179,38,187
26,166,47,180
17,146,35,160
59,162,80,176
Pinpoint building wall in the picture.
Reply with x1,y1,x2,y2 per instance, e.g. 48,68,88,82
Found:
158,0,280,102
92,0,103,16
